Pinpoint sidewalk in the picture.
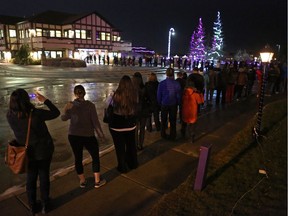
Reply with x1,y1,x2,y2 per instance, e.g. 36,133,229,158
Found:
0,93,285,216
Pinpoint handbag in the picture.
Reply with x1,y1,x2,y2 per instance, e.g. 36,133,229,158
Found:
103,104,113,124
5,110,32,174
103,95,114,124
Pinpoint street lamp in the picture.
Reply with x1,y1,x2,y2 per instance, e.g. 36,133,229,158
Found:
253,45,274,139
167,28,175,59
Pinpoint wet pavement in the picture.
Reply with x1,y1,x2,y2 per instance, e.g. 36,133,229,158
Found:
0,63,168,197
0,63,286,216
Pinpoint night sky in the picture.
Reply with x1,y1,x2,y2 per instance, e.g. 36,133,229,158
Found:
0,0,287,56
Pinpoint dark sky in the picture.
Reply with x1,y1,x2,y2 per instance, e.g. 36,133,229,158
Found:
0,0,287,56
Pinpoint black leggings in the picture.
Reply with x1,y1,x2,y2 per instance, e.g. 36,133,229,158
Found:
68,135,100,174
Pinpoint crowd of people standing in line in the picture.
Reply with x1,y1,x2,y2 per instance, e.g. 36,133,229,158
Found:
84,54,200,69
5,58,286,215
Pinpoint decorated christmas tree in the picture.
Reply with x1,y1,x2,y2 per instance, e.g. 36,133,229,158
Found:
190,18,206,62
210,11,224,58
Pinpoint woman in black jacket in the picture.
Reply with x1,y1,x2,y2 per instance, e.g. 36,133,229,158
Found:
6,89,60,215
145,72,161,132
132,72,150,150
108,75,138,173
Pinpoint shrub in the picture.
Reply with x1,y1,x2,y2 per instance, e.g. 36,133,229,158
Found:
15,44,31,65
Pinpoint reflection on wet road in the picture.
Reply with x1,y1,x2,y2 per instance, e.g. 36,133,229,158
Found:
0,64,168,196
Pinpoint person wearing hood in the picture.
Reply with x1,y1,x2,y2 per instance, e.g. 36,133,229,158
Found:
61,85,106,189
181,76,204,143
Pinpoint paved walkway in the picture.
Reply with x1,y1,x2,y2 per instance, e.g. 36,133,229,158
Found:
0,88,285,215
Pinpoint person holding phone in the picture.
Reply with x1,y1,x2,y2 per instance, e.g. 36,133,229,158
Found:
6,89,60,215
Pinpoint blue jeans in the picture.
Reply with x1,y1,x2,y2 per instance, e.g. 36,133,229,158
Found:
26,158,52,205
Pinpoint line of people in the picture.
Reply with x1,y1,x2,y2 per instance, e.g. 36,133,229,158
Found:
6,60,286,215
203,60,287,105
101,68,204,176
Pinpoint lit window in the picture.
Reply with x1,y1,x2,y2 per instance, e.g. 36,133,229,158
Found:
56,51,62,58
100,32,105,40
36,29,42,37
56,30,61,37
0,29,4,39
25,29,29,38
106,33,110,41
69,30,74,38
51,51,56,58
81,30,86,39
75,30,81,39
19,30,24,39
29,29,36,37
9,29,16,37
50,30,55,37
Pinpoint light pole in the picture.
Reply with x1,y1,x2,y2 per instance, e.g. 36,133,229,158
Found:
167,28,175,59
253,45,274,139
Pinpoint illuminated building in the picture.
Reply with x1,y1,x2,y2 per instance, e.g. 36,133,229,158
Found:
0,10,131,62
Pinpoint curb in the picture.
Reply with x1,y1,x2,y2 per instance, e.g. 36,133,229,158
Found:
0,144,115,202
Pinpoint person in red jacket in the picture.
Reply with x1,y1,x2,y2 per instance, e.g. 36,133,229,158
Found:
181,76,204,143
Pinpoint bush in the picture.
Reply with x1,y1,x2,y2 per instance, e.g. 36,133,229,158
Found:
14,44,31,65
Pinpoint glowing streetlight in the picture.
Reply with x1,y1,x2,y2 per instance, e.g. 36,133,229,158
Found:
253,45,274,138
167,28,175,59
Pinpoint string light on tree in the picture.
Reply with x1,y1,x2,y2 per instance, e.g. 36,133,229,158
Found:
167,28,175,59
190,18,205,63
211,11,224,57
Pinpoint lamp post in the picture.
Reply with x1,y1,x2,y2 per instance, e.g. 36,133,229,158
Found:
253,45,274,138
167,28,175,59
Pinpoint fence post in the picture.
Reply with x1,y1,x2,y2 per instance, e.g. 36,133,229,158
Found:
194,143,212,191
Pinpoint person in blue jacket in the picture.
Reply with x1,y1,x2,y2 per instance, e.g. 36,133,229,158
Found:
157,67,181,140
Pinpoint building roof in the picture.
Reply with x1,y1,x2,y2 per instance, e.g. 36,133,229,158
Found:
22,10,78,25
64,10,116,28
0,15,25,25
19,10,119,31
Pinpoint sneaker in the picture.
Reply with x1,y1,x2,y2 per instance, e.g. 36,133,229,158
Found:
80,180,87,188
41,203,49,214
95,179,106,188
